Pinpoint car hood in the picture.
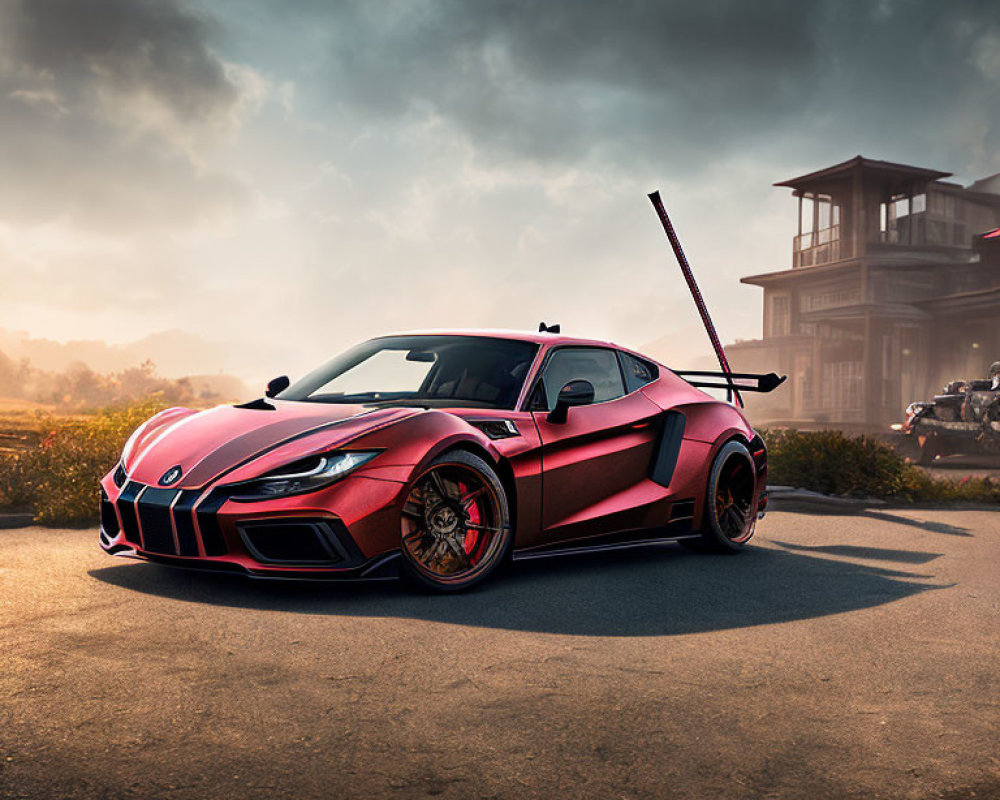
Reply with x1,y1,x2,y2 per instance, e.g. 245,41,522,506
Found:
122,400,421,489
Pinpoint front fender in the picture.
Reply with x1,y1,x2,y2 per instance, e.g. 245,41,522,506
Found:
351,410,502,483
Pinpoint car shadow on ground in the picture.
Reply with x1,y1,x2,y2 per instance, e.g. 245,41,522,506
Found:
860,510,972,536
88,541,945,637
768,540,943,565
773,504,974,536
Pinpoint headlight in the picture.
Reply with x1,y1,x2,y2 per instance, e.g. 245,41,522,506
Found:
226,450,379,501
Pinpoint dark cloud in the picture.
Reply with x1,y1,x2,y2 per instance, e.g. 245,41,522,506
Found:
0,0,248,230
8,0,236,120
263,0,1000,174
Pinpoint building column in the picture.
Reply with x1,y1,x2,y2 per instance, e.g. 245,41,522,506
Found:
852,160,864,259
862,313,886,428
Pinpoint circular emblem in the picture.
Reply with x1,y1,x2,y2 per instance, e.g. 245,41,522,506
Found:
159,466,183,486
430,506,459,535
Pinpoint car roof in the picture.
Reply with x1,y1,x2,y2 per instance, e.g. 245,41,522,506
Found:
375,328,628,351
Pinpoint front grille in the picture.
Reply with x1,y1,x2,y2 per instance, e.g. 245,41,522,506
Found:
172,490,201,557
114,481,228,557
111,484,363,566
196,489,229,556
117,482,143,545
136,487,177,554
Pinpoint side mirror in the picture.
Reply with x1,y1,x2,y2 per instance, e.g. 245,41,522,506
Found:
265,375,290,398
547,380,595,424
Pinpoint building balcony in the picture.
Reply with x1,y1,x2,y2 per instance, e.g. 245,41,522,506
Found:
793,226,854,268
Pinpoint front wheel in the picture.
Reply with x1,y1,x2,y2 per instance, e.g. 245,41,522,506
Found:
399,450,512,592
690,440,757,553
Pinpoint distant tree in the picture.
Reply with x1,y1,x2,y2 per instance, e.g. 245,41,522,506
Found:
0,351,22,398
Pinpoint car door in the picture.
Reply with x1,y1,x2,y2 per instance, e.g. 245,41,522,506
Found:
530,346,663,545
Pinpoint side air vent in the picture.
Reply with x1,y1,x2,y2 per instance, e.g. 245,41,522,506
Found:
237,520,350,565
650,411,686,487
669,499,695,522
471,420,520,440
100,488,119,538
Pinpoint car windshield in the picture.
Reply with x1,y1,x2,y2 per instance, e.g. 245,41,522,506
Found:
279,335,539,410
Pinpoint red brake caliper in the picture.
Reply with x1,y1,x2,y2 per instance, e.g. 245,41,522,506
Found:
461,481,480,557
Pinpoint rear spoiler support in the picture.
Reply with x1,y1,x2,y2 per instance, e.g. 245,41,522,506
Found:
673,370,787,394
648,191,744,406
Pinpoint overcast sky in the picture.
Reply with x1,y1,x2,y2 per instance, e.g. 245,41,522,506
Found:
1,0,999,381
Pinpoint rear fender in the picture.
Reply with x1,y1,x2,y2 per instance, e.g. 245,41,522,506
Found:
672,401,756,529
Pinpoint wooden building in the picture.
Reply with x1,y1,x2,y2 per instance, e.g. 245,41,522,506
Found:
729,156,1000,430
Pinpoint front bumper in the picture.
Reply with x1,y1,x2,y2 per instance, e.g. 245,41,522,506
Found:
99,471,407,579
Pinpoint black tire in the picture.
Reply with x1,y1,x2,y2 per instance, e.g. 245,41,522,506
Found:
916,434,941,466
691,439,757,553
399,450,512,592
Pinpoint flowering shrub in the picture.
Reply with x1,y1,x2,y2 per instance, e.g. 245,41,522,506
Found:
760,429,910,496
0,401,165,525
761,428,1000,504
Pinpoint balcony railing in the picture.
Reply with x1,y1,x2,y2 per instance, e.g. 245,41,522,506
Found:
794,226,849,268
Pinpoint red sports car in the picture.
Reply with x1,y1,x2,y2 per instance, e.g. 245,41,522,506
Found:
99,328,779,591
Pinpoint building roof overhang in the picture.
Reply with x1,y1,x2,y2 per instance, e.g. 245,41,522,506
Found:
741,259,860,287
912,285,1000,317
775,155,951,195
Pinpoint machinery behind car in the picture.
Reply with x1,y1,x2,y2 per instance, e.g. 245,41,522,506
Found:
896,362,1000,463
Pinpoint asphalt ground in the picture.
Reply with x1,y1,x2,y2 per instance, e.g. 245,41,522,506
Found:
1,509,997,800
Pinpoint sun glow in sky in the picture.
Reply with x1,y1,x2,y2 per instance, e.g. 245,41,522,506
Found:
2,0,998,383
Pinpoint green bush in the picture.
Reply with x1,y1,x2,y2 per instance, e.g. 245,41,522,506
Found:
760,429,909,496
761,428,1000,504
0,401,164,526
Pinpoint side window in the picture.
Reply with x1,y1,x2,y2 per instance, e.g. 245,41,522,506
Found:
620,352,659,393
540,348,625,410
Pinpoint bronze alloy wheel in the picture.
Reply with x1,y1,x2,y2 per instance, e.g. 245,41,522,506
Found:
400,451,510,590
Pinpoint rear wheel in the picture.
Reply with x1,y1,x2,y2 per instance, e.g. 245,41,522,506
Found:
688,440,757,553
399,450,512,592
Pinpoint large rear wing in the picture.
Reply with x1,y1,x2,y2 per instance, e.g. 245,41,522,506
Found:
647,191,787,406
673,370,787,394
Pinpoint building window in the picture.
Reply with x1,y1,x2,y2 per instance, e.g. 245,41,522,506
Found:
768,294,791,337
881,192,934,245
799,287,861,311
821,361,862,411
795,193,843,267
